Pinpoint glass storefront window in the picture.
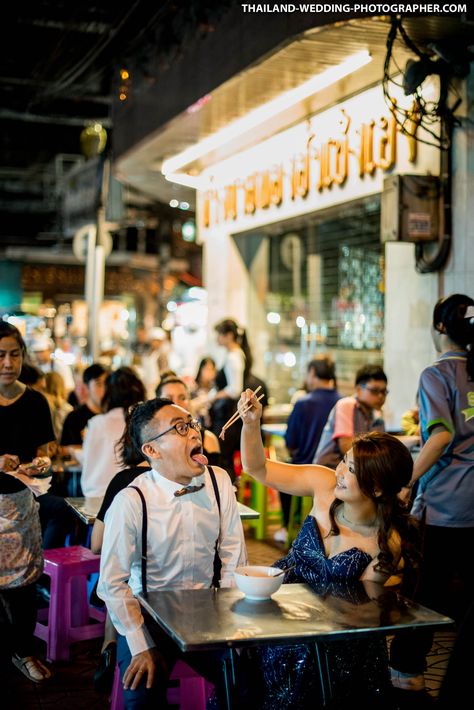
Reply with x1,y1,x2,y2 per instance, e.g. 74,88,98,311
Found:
235,196,383,404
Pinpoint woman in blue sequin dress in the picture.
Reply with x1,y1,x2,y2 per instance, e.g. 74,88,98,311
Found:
237,390,420,708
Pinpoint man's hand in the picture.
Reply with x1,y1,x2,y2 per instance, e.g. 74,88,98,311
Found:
123,647,162,691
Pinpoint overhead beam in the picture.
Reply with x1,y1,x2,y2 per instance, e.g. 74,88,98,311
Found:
18,18,111,34
0,109,112,127
0,77,112,104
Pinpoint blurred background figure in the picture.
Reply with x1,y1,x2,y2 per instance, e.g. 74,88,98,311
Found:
80,367,145,499
191,356,217,428
132,325,149,357
67,367,89,409
313,364,387,469
60,363,107,464
30,335,75,394
211,318,253,480
141,327,170,399
284,356,340,465
18,363,47,394
44,372,73,442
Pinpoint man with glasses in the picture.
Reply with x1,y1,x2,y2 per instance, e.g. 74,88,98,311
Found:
97,398,247,708
313,364,388,469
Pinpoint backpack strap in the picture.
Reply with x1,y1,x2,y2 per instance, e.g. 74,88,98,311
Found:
129,485,148,598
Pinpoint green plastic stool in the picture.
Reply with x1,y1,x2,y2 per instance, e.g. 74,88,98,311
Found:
237,473,282,540
287,495,313,548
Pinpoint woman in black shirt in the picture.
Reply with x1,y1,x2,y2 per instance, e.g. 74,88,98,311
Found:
0,322,55,683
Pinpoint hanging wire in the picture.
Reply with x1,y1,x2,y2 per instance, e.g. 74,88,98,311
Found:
382,16,462,151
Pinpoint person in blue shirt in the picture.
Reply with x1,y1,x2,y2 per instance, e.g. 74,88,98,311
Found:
390,293,474,703
274,357,340,543
285,357,341,465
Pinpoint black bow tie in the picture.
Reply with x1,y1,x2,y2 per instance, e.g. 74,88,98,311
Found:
174,483,205,497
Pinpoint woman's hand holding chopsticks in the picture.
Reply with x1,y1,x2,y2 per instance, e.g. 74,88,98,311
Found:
238,388,264,425
218,386,264,440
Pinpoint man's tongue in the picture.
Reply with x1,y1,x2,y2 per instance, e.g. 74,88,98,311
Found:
191,452,208,465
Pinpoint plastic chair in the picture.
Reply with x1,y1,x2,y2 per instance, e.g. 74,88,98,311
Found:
34,545,106,661
110,659,213,710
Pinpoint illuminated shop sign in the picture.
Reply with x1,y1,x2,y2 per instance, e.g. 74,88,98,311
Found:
198,83,439,231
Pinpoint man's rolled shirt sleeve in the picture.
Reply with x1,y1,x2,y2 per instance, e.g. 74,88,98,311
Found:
97,492,155,656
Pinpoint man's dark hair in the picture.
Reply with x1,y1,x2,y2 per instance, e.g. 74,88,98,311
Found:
83,363,107,385
129,397,174,456
155,376,188,398
308,357,336,382
355,364,387,386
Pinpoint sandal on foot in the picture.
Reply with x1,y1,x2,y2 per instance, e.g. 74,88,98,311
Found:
12,654,52,683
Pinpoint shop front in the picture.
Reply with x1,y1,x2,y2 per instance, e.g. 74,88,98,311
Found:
197,81,440,427
10,259,160,367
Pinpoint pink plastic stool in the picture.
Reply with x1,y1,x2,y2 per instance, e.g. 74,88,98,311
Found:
110,659,214,709
35,545,106,661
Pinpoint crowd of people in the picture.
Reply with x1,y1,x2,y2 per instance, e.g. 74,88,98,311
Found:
0,295,473,709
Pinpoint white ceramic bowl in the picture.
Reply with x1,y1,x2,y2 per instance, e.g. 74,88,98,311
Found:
234,565,284,601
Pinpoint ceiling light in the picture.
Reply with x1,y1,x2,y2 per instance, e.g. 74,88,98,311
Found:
162,51,372,177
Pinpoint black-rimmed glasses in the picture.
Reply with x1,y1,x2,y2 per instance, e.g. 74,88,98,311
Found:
146,418,202,444
362,385,389,396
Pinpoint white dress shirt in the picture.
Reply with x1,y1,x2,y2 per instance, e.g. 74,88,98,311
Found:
97,465,247,656
80,407,125,497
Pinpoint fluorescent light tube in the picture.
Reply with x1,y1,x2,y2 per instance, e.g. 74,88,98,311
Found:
162,50,372,177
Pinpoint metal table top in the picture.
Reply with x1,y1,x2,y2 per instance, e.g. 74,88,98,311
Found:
65,496,102,525
65,497,259,525
138,582,453,653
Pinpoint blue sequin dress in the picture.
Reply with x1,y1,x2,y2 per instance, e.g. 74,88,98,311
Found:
252,515,392,709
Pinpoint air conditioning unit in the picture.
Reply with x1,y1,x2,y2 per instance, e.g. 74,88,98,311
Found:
381,175,440,243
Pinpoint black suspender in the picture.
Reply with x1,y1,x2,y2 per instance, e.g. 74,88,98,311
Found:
208,465,221,513
129,466,222,597
129,485,148,598
208,466,222,588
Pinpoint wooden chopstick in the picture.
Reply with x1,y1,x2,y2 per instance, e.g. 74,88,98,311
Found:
219,389,260,434
218,386,262,440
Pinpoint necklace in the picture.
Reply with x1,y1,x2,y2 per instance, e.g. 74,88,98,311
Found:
338,507,377,529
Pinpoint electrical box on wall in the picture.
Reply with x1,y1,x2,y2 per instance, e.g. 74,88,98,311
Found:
381,175,440,243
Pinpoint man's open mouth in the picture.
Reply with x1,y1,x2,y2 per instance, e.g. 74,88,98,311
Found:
190,444,208,466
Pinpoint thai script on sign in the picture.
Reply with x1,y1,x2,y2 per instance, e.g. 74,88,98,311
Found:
201,100,421,228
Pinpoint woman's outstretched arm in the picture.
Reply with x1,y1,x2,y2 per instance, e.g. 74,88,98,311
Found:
238,389,334,498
